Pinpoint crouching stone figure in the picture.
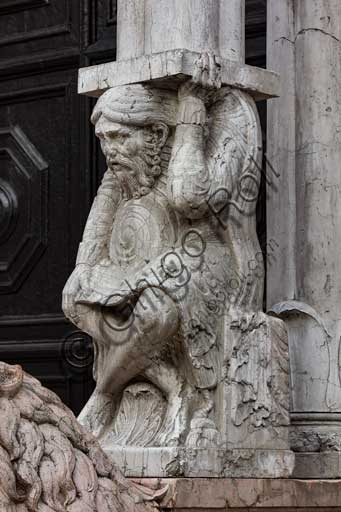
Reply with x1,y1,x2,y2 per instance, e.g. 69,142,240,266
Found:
63,55,294,477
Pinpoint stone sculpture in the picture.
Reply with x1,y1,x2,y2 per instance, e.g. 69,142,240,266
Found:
63,54,294,477
0,361,164,511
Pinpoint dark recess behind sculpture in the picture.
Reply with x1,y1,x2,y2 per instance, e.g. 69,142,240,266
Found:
0,0,267,415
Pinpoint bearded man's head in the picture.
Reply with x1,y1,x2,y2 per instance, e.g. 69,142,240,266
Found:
91,84,177,199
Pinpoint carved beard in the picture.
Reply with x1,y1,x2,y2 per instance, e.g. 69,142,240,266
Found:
107,150,158,200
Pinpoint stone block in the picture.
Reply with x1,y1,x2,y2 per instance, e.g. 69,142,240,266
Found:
78,49,280,100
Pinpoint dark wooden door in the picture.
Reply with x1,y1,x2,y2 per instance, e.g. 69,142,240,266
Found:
0,0,266,415
0,0,116,415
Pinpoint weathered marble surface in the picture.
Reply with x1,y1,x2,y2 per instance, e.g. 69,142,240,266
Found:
108,446,293,479
78,49,280,100
117,0,245,62
65,52,293,478
155,477,341,510
0,361,165,511
267,0,341,477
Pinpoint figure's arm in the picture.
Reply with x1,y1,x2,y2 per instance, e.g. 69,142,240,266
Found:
63,169,120,321
76,169,121,267
167,53,221,219
167,94,210,219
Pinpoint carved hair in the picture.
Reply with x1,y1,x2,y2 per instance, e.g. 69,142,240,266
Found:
91,84,177,127
105,124,170,199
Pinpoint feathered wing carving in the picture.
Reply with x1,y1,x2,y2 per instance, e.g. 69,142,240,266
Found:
114,87,264,397
206,87,264,310
160,87,264,392
0,361,165,512
206,87,262,216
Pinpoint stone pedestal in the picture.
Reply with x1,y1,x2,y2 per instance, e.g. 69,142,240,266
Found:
267,0,341,477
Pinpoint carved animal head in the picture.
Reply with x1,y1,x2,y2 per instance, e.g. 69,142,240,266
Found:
91,85,177,199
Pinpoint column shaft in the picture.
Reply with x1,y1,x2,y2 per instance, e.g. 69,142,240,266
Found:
117,0,245,62
267,0,341,477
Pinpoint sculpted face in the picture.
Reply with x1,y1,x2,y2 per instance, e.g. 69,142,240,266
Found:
95,117,145,165
95,115,168,200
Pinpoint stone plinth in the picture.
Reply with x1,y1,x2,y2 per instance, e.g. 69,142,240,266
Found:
134,478,341,511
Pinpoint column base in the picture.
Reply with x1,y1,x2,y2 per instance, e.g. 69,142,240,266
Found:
290,414,341,478
293,452,341,479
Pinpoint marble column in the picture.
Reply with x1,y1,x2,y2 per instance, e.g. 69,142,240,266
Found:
117,0,244,62
267,0,341,477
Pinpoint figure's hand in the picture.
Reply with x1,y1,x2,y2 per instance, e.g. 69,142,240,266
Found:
179,52,222,103
193,52,222,90
62,264,91,322
176,52,221,126
74,262,132,307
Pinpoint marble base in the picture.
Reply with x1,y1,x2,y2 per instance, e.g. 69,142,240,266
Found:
137,477,341,511
293,452,341,479
106,447,294,478
290,414,341,478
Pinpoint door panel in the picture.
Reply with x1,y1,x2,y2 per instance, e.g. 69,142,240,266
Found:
0,0,115,414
